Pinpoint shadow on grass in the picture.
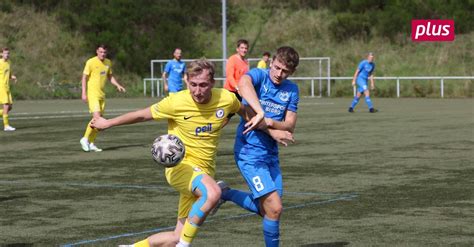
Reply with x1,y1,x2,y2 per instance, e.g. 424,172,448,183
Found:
0,195,28,202
3,244,34,247
103,144,146,151
301,242,350,247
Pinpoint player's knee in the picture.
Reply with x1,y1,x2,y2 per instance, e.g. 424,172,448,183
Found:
267,203,283,217
206,184,221,206
262,197,283,218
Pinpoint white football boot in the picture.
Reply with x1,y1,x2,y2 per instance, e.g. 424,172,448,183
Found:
80,137,90,152
89,143,103,152
4,125,16,131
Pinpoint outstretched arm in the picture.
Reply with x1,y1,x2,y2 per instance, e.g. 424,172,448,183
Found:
109,75,126,92
237,75,265,134
238,105,295,146
91,107,153,130
264,110,297,133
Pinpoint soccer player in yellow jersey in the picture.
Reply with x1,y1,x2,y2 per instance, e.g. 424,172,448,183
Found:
0,47,18,132
80,44,126,152
257,51,271,69
91,59,243,247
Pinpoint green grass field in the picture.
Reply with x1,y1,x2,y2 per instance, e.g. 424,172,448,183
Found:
1,97,473,247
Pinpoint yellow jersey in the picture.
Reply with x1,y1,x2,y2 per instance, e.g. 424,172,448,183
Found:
83,56,112,99
0,59,11,90
257,59,267,69
150,88,241,174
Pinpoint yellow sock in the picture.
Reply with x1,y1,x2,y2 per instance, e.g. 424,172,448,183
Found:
3,114,9,126
180,220,199,244
83,122,94,140
133,238,150,247
88,128,99,143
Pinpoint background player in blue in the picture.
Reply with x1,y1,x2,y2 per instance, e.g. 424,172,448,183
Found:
162,48,187,94
348,52,376,113
214,46,300,247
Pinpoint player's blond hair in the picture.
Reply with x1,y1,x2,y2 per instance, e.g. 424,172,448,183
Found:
186,58,215,81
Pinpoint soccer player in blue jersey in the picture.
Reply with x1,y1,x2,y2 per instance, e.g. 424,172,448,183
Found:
162,48,187,94
214,46,300,247
348,52,376,113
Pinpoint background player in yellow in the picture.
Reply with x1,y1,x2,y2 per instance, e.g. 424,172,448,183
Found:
91,59,245,247
257,51,271,69
80,44,126,152
0,47,18,132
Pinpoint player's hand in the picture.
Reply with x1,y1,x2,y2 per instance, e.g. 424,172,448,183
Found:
117,85,126,93
268,129,294,146
243,112,264,134
11,75,17,83
351,80,356,87
90,116,109,130
370,84,375,90
82,94,88,103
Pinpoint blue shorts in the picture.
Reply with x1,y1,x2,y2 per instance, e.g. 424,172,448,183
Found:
235,153,283,199
356,78,369,93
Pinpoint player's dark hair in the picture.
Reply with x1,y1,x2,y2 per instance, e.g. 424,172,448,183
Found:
187,58,215,81
2,47,9,52
96,44,108,50
236,39,249,48
263,51,271,57
273,46,299,71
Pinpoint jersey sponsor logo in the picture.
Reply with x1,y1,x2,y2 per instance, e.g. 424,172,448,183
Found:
260,100,285,115
215,109,225,118
195,123,212,136
278,91,290,102
100,71,106,75
412,19,455,42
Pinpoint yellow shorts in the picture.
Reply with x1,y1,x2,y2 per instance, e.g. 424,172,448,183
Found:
0,88,12,104
165,161,213,218
88,97,105,114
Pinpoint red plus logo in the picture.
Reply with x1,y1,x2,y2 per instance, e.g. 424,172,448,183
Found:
411,20,455,42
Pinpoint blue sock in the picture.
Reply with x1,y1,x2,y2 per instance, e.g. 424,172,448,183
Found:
350,97,360,108
365,96,373,109
263,217,279,247
222,189,259,214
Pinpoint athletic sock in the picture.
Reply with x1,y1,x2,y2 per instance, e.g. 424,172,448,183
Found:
3,114,9,126
222,189,259,214
179,220,199,245
365,96,373,109
84,122,94,140
350,97,360,108
263,217,280,247
133,239,150,247
88,127,99,143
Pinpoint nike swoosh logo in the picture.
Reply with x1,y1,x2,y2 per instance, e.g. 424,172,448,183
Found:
184,116,194,120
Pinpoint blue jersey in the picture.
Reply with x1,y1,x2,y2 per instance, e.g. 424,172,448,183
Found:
164,59,186,92
356,60,375,82
235,68,299,156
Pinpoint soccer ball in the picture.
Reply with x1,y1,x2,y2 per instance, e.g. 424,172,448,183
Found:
151,134,185,167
